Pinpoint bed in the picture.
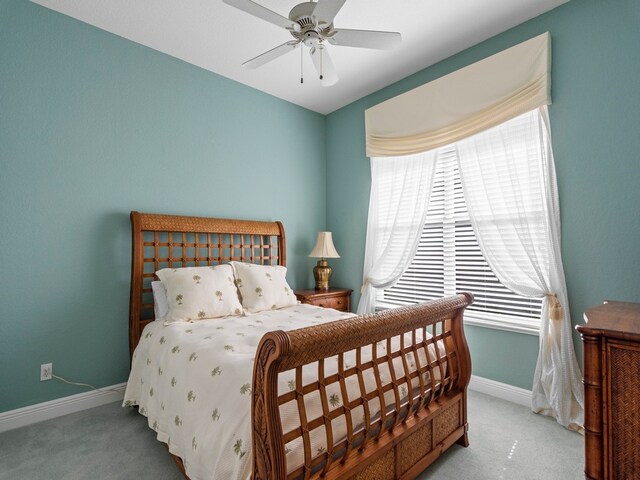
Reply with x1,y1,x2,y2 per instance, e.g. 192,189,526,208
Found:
126,211,473,480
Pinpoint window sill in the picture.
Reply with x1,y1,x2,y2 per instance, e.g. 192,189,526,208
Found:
375,304,539,336
463,313,539,336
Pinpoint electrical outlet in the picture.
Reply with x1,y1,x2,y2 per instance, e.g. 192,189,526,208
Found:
41,363,53,381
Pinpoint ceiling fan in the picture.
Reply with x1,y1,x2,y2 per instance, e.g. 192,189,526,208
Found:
222,0,401,86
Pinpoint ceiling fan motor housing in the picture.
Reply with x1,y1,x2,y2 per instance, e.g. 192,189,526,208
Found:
289,2,333,44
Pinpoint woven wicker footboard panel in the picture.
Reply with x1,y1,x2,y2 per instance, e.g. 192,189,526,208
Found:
433,401,461,445
350,397,463,480
352,449,395,480
397,422,433,475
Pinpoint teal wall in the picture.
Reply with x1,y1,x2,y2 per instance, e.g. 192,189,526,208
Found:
326,0,640,389
3,0,640,411
0,0,326,411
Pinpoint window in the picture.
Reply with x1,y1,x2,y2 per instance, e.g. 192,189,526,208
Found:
376,145,542,335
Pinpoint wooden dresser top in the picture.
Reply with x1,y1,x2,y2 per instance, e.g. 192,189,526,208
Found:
578,301,640,340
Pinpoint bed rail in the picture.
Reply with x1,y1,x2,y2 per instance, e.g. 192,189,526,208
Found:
252,293,473,480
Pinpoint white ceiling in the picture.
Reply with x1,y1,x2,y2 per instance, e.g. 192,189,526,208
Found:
31,0,568,114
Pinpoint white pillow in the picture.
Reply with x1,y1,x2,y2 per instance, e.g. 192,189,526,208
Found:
151,281,169,320
230,262,297,313
156,265,243,323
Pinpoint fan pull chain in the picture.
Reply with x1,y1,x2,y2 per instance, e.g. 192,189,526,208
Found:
300,46,304,84
320,47,323,81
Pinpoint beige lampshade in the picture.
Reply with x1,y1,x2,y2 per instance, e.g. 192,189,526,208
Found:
308,232,340,259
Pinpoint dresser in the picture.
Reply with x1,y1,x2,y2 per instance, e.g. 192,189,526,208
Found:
295,288,352,313
576,301,640,480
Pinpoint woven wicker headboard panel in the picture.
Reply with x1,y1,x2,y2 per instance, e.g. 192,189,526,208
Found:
129,211,286,357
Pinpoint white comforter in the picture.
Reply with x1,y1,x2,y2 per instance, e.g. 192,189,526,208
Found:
124,304,444,480
124,304,355,480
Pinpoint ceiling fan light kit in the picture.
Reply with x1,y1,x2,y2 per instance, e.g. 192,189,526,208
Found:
223,0,401,86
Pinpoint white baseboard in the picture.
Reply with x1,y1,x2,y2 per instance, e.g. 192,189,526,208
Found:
468,375,532,408
0,383,126,433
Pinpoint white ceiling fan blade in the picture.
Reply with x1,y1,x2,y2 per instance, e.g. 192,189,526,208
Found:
223,0,300,31
242,41,300,69
312,0,346,27
309,45,338,86
327,29,401,49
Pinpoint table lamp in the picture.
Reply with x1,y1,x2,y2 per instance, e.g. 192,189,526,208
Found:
308,232,340,290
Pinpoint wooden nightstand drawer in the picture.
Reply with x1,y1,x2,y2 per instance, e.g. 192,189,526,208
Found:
295,288,353,313
311,296,345,310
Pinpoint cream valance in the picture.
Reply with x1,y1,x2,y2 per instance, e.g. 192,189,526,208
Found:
365,32,551,157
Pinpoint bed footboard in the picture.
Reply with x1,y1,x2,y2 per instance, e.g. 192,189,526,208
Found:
252,294,473,480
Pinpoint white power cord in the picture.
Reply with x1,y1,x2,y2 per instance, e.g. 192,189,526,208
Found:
52,374,124,394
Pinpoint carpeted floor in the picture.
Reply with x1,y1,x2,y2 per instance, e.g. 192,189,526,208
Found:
0,390,583,479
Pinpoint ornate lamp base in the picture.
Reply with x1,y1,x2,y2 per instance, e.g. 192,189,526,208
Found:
313,259,332,290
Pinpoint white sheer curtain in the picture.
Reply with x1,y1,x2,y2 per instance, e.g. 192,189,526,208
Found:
357,151,438,314
456,106,584,431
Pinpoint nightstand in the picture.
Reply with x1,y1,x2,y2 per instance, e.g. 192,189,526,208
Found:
295,288,353,313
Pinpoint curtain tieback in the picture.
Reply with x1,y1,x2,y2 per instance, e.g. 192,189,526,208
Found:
361,279,371,294
545,293,564,321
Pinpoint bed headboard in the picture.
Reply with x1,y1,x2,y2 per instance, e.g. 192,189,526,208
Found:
129,211,286,357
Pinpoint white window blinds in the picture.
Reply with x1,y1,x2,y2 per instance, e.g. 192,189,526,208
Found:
377,145,542,334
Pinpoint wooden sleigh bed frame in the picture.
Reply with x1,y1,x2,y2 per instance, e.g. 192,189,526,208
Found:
129,211,473,480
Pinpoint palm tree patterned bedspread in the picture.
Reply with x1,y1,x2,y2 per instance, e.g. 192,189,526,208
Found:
124,304,444,480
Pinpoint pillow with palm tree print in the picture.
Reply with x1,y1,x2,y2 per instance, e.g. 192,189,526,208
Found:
156,265,243,324
230,262,297,314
